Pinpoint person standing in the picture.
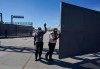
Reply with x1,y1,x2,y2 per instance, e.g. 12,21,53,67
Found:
45,28,59,61
34,23,47,61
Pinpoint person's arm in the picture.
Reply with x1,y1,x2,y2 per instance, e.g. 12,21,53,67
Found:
34,33,36,45
53,37,58,40
43,23,47,34
49,33,58,40
49,33,54,40
58,32,61,38
53,33,59,40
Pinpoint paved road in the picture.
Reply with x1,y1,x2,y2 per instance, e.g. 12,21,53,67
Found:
0,32,100,69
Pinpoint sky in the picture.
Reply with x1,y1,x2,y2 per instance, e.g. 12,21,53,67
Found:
0,0,100,29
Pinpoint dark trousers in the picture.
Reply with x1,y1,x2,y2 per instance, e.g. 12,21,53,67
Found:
46,42,56,59
35,42,43,59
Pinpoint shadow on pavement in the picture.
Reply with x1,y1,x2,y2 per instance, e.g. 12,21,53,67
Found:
0,45,58,54
39,53,100,69
0,45,100,69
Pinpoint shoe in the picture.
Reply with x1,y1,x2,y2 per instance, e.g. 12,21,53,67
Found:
39,57,41,60
49,58,54,61
35,58,38,61
35,59,38,61
45,55,48,60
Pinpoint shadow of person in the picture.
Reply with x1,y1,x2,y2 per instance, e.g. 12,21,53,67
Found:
39,57,87,69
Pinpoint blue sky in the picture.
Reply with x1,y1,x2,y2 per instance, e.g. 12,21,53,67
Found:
0,0,100,29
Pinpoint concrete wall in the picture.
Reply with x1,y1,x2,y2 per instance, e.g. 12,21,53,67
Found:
59,2,100,59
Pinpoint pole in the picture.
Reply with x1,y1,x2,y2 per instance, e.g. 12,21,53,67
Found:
11,15,13,24
0,13,3,23
1,13,3,22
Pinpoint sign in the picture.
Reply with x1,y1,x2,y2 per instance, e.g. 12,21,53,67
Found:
11,15,24,18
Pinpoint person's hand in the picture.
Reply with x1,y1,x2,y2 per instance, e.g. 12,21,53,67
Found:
34,41,36,45
53,38,58,40
44,23,46,27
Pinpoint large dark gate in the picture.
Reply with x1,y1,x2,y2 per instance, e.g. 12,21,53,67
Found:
59,2,100,59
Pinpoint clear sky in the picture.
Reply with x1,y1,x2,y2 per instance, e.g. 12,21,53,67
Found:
0,0,100,29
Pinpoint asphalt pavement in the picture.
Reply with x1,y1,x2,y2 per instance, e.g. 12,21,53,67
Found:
0,32,100,69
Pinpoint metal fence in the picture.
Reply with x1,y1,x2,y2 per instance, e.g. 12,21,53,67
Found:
5,22,33,26
0,23,33,38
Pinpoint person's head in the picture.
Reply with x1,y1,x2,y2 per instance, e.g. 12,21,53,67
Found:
53,28,58,34
38,27,42,30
